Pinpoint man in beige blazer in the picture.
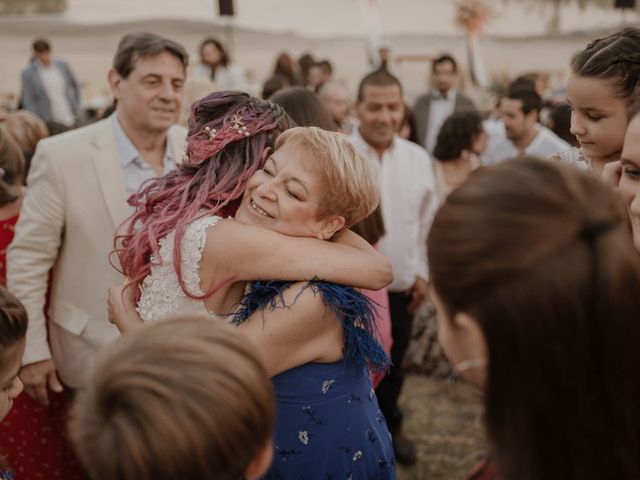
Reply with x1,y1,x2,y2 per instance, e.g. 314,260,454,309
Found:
8,33,189,403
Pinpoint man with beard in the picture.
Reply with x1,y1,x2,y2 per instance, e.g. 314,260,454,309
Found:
483,87,569,165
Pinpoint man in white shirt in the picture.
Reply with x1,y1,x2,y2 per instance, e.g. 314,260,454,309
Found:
20,39,83,131
414,54,476,153
350,70,438,466
482,88,570,165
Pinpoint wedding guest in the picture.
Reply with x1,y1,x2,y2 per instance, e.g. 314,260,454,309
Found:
0,289,28,480
318,81,355,134
0,127,25,285
429,158,640,480
72,316,275,480
270,87,336,131
272,52,302,87
414,54,475,153
20,38,84,132
566,27,640,174
308,60,333,92
4,32,188,480
0,110,48,179
351,69,438,465
192,37,248,92
432,110,486,203
482,88,569,165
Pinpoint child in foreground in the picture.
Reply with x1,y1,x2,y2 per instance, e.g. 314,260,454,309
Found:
71,315,275,480
0,289,28,480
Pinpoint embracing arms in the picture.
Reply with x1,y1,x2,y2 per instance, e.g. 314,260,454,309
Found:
203,220,393,290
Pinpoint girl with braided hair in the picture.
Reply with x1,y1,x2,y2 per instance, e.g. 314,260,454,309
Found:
112,91,396,478
565,27,640,174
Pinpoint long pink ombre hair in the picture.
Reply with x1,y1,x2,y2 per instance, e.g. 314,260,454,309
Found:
115,91,293,300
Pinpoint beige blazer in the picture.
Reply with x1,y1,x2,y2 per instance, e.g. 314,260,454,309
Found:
7,117,186,388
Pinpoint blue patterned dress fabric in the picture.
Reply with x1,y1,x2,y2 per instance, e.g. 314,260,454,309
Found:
233,281,396,479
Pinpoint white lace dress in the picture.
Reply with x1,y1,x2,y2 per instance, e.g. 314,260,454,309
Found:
137,215,222,322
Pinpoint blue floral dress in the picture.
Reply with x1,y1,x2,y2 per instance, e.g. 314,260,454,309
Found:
234,281,396,480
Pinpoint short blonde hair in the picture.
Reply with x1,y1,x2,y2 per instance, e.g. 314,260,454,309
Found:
71,315,275,480
275,126,379,228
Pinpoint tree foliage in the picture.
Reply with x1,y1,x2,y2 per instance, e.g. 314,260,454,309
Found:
0,0,67,14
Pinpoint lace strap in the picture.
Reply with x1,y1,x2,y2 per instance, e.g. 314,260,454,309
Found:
180,215,222,296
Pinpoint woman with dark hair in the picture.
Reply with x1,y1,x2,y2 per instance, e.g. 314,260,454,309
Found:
269,86,337,131
193,37,248,91
432,109,486,202
398,104,418,145
429,158,640,480
272,52,301,87
297,52,315,86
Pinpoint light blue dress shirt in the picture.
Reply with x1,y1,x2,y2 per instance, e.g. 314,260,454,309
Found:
112,114,175,197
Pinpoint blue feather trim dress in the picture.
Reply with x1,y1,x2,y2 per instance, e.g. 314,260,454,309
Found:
234,281,396,479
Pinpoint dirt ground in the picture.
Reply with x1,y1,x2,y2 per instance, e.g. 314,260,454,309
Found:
395,374,486,480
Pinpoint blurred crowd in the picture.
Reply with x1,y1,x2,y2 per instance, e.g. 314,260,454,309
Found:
0,26,638,480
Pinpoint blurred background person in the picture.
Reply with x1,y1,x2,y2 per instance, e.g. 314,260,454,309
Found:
192,37,247,91
269,86,336,130
0,110,49,179
414,53,476,153
432,109,486,203
307,59,333,92
548,102,579,148
20,38,84,134
177,76,216,127
297,52,315,87
483,87,569,165
272,52,302,87
318,81,355,134
0,126,25,286
398,104,418,145
261,75,286,100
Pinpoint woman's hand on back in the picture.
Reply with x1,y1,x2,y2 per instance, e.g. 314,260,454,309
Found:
108,283,144,334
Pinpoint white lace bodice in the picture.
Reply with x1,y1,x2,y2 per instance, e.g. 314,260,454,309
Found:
137,215,222,322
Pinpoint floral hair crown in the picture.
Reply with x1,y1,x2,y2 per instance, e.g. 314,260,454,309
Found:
183,105,281,165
